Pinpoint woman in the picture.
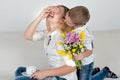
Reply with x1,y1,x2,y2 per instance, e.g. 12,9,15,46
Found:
19,5,77,80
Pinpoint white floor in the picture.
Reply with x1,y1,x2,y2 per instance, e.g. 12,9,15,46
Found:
94,31,120,80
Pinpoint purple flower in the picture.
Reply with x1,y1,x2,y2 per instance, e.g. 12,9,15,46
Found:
65,32,80,44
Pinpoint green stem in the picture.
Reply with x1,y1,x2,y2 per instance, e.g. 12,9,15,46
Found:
75,60,82,69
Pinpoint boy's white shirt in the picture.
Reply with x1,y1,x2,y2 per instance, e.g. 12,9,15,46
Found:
75,25,94,65
33,29,77,80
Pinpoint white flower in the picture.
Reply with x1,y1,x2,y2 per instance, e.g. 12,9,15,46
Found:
72,43,78,47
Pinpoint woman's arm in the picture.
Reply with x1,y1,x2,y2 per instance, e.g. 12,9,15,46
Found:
30,65,76,79
24,7,50,40
24,16,43,40
45,65,76,76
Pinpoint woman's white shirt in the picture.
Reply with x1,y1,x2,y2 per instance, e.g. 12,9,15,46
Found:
33,30,77,80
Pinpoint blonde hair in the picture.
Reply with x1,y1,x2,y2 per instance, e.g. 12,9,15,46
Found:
58,5,73,33
59,23,73,33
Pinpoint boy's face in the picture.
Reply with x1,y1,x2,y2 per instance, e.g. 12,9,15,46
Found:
64,12,75,27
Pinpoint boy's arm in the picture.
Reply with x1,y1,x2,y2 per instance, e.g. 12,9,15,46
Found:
74,29,94,60
74,50,92,60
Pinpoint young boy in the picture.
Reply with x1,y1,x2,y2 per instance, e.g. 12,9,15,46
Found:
65,5,94,80
65,6,118,80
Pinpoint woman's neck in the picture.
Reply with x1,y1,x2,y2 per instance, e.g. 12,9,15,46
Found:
49,22,60,33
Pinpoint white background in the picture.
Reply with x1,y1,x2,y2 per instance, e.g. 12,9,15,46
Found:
0,0,120,32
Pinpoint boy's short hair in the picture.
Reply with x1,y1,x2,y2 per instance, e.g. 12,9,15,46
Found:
68,6,90,26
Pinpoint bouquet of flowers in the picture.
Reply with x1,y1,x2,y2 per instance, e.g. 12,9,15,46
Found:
57,30,86,69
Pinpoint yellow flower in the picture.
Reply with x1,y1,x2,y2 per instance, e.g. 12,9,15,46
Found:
71,30,75,33
68,50,72,54
68,53,72,60
80,30,85,42
61,33,66,38
79,44,83,48
58,50,66,56
57,41,63,45
72,49,76,53
80,30,85,36
81,36,85,42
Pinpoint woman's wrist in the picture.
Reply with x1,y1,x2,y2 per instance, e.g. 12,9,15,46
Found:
43,70,52,77
36,15,43,22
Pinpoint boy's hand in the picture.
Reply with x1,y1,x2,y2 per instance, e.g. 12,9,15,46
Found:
74,53,84,60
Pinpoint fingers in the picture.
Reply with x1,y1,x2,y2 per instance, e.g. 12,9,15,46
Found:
45,6,57,13
74,56,79,60
47,6,55,10
30,73,35,78
30,74,42,80
43,9,51,14
30,74,38,80
30,71,41,79
44,6,54,12
74,54,83,60
40,8,50,18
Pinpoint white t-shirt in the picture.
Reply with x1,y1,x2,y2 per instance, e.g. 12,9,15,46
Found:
75,25,94,65
33,30,77,80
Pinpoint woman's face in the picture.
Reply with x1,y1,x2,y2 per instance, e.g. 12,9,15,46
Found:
47,5,65,24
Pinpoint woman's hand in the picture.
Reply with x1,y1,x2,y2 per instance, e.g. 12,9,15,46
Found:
39,6,54,19
30,70,48,80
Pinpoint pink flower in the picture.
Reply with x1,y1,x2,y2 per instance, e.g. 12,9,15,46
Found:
66,32,80,44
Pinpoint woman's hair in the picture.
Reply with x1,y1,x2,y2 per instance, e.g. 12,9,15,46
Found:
58,5,73,33
59,5,69,19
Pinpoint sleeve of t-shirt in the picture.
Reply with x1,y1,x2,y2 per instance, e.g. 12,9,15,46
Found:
56,33,76,67
33,30,46,41
84,29,94,50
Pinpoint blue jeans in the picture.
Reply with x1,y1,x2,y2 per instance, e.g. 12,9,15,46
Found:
15,67,66,80
78,62,109,80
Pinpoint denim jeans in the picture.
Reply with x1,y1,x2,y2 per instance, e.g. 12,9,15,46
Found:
92,67,110,80
77,62,109,80
15,67,66,80
78,62,94,80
